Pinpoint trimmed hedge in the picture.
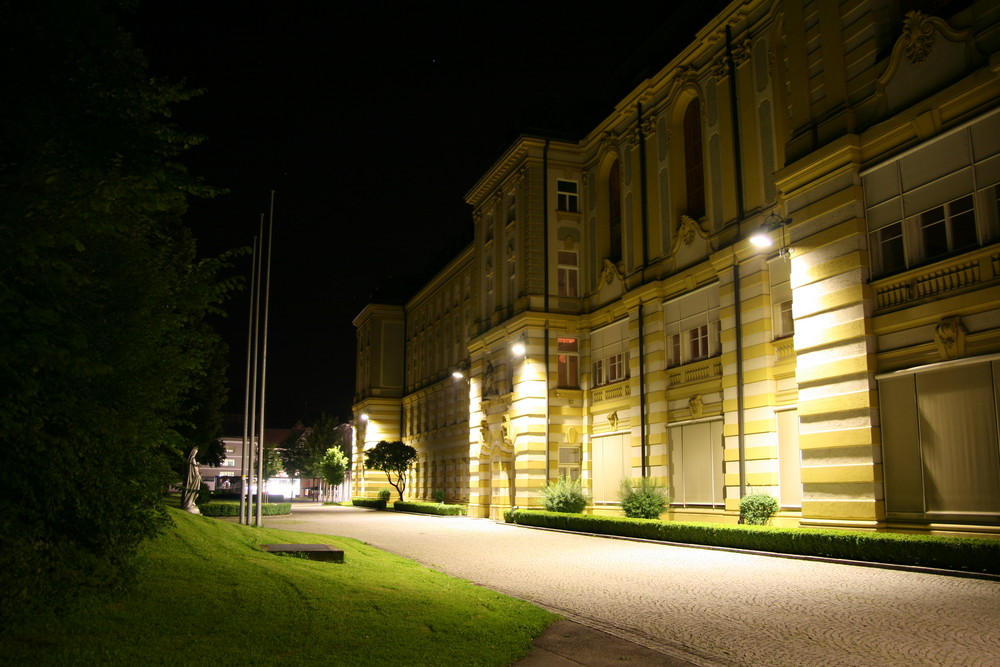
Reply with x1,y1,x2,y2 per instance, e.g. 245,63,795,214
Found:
508,510,1000,575
352,498,387,510
210,492,286,503
393,501,467,516
198,501,292,517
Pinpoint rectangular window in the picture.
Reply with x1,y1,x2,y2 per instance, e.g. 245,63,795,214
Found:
664,284,720,367
557,337,579,388
557,180,579,213
863,114,1000,278
880,361,1000,519
768,257,794,339
592,435,628,503
558,446,581,481
668,333,682,367
591,320,628,387
507,255,517,303
668,420,724,507
506,192,517,224
557,250,579,297
688,324,709,361
607,353,625,383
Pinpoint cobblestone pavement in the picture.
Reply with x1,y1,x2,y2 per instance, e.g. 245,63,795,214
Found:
263,506,1000,666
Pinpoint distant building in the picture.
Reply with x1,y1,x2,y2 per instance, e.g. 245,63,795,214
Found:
198,421,298,495
353,1,1000,535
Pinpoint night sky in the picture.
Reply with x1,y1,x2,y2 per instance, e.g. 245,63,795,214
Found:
126,1,727,428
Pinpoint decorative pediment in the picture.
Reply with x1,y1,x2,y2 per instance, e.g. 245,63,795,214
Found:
670,215,710,255
599,259,624,286
876,11,976,112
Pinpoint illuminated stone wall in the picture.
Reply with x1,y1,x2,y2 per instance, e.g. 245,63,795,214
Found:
355,0,1000,533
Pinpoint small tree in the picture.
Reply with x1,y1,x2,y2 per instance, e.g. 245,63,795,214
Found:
364,440,417,501
320,447,348,488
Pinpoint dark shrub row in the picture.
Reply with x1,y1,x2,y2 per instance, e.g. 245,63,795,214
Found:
352,498,387,510
211,492,286,503
393,501,467,516
508,510,1000,575
197,502,291,517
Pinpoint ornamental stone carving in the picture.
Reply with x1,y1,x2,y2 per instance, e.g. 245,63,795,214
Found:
599,258,624,286
689,395,704,419
934,316,967,360
731,38,752,66
902,10,936,64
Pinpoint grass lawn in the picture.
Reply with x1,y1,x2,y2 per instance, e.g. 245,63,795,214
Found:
1,508,556,665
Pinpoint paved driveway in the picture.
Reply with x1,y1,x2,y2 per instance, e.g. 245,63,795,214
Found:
263,505,1000,666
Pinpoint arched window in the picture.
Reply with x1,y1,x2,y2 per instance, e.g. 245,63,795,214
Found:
608,159,622,262
683,99,705,219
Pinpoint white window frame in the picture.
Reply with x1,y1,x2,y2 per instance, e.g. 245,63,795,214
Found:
557,337,579,388
557,179,579,213
664,284,720,367
863,111,1000,277
768,256,794,339
591,320,629,387
557,249,579,298
558,446,581,481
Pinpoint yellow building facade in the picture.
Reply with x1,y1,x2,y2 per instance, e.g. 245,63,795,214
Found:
354,0,1000,535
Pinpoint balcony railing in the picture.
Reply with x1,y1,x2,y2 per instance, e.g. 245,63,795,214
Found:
873,247,999,311
666,357,722,387
591,381,631,403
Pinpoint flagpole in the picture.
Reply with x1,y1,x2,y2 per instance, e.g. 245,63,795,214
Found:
240,234,259,525
256,191,275,526
246,214,265,524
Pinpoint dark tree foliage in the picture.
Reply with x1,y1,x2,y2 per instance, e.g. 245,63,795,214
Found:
0,0,237,624
365,440,418,501
281,414,344,479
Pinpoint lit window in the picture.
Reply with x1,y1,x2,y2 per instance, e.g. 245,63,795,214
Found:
557,337,579,388
557,180,579,213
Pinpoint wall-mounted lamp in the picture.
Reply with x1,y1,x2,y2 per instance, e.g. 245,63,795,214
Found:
511,333,527,359
359,413,369,422
451,359,470,381
750,211,793,258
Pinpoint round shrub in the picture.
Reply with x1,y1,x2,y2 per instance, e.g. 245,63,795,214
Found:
540,476,590,513
740,493,779,525
618,477,670,519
